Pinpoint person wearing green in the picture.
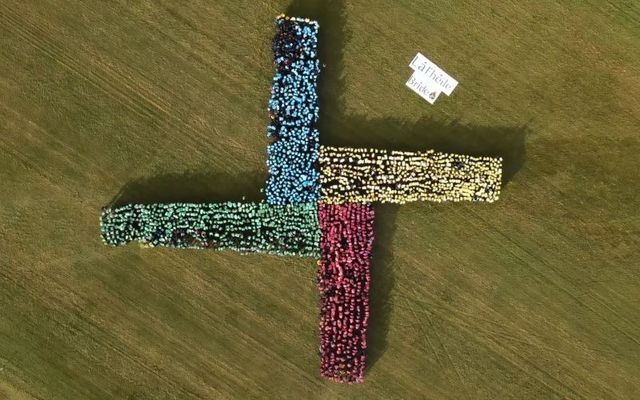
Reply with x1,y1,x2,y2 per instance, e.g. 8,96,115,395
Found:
101,202,321,257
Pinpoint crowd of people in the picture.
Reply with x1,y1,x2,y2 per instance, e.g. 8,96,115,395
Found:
98,14,508,385
265,15,321,205
317,203,375,384
319,146,503,204
100,202,321,257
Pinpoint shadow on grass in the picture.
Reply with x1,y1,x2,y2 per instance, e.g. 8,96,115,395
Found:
107,170,267,207
367,204,398,371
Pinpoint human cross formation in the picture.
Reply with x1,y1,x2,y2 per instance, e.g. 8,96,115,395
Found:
100,15,503,384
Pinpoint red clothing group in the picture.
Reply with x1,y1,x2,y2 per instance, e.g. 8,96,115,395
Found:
318,203,375,383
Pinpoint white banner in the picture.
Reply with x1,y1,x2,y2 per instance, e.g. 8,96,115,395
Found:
405,71,442,105
409,52,458,96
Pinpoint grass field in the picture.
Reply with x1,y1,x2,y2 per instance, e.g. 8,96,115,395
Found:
1,0,639,399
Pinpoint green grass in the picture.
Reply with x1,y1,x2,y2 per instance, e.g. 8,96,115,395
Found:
1,0,639,399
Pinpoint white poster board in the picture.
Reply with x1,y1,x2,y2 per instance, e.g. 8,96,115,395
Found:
405,71,442,105
409,52,458,96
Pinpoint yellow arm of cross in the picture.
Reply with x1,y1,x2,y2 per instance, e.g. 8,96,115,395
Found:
319,146,502,204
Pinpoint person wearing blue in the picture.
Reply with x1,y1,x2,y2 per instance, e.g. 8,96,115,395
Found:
266,15,321,206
